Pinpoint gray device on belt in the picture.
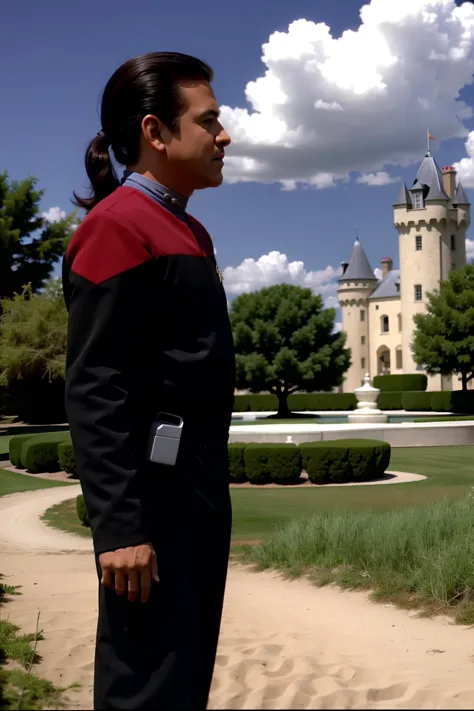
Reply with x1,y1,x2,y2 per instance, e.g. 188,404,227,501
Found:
147,412,183,466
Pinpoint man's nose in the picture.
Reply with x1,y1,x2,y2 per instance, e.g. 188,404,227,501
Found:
217,126,231,147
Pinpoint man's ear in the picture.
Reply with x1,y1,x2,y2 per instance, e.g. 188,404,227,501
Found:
141,114,168,153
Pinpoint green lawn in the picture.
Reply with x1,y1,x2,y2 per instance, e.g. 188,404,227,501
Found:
0,469,72,497
39,445,474,544
228,445,474,541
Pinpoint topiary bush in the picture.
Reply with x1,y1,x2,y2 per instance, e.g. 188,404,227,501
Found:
243,444,275,485
377,392,403,410
430,391,452,412
233,393,358,412
58,439,76,476
243,443,303,485
76,494,90,527
300,439,391,485
267,445,302,485
451,391,474,414
373,374,427,392
20,432,70,474
402,391,432,411
9,434,38,467
228,443,247,483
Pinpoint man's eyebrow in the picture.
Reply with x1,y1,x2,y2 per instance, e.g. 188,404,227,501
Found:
197,108,220,119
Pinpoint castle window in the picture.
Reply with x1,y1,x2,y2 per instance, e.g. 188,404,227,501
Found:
412,191,424,209
415,235,422,251
361,336,365,345
414,284,422,301
360,310,366,322
451,234,456,250
381,315,389,333
361,358,366,369
398,313,402,331
396,348,403,370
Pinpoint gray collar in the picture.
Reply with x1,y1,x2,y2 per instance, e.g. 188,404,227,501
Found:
121,171,189,214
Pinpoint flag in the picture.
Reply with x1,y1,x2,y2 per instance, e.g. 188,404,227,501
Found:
428,132,435,140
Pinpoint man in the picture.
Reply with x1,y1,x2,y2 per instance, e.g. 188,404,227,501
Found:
63,52,235,709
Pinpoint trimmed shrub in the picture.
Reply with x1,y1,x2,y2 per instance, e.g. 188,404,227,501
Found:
244,445,273,485
76,495,90,527
58,439,76,476
377,392,403,410
9,433,38,467
300,439,391,485
267,445,302,485
233,393,358,413
243,443,298,485
373,374,427,392
228,443,247,483
233,394,278,412
20,432,70,474
402,391,432,411
430,391,452,412
451,391,474,414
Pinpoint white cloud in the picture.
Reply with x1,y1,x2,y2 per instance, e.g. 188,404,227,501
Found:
333,321,343,334
223,251,341,305
42,206,66,223
467,238,474,261
221,0,474,189
356,171,400,186
374,267,383,280
453,131,474,187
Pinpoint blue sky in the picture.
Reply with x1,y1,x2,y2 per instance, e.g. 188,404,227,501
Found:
2,0,474,313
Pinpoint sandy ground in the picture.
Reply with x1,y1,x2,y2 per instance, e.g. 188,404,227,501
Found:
2,487,474,709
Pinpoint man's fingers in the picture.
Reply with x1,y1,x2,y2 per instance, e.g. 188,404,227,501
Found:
127,571,140,602
101,568,114,589
151,551,159,583
114,570,127,596
140,567,151,603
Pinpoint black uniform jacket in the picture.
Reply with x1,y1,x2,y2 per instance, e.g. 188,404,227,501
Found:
62,187,236,555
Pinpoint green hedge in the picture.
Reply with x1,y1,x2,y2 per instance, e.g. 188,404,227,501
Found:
228,443,247,483
76,495,90,527
402,392,433,411
373,374,427,392
20,432,70,474
243,443,302,485
299,439,391,485
451,391,474,414
233,393,357,412
430,391,452,412
377,392,403,410
266,445,302,485
9,434,38,467
58,439,76,476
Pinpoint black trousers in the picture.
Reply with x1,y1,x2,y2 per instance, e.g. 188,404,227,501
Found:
93,438,232,710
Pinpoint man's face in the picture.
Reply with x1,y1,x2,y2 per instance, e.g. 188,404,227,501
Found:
163,81,231,193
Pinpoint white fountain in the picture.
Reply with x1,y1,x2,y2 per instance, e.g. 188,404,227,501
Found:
347,373,388,424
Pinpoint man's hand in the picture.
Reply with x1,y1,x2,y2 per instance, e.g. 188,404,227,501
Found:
99,543,159,603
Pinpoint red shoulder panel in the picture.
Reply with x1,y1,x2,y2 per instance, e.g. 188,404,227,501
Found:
67,187,214,284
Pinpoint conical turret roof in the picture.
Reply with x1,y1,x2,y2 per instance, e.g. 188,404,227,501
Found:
339,239,377,282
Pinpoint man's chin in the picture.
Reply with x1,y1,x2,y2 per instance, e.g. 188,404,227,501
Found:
195,172,224,190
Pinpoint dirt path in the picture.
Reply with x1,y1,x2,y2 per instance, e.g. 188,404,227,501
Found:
2,487,474,709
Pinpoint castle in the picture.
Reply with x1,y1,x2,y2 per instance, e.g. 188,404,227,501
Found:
338,151,471,393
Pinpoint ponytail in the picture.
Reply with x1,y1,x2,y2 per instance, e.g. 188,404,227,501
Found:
73,132,119,211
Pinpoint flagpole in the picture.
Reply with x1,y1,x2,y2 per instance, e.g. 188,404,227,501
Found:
427,128,430,155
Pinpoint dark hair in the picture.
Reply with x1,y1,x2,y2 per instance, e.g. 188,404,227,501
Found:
73,52,214,211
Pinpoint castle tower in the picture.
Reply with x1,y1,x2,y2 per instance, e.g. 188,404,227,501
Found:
393,153,471,390
337,239,378,392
